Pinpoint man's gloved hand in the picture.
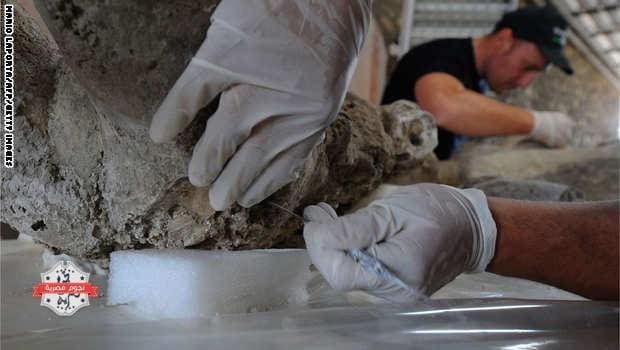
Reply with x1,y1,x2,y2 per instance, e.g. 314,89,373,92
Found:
303,183,497,302
528,110,575,148
149,0,371,211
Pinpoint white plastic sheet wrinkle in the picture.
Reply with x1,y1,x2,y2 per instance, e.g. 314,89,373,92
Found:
3,299,618,349
2,240,616,349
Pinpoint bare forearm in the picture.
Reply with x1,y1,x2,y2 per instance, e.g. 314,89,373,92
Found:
486,197,619,300
437,90,534,136
415,73,534,136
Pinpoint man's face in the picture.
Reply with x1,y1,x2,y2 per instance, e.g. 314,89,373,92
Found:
485,38,548,94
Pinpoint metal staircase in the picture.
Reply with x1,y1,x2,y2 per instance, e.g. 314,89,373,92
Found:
549,0,620,82
392,0,519,57
391,0,620,84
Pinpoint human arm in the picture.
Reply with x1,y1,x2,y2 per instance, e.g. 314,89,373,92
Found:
415,72,533,136
303,183,497,302
486,197,619,300
414,73,574,147
303,183,619,302
149,0,371,211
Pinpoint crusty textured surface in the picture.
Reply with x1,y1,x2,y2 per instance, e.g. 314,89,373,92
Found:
3,3,437,263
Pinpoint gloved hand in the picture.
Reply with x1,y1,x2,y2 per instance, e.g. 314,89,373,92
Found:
303,183,497,302
149,0,371,211
528,110,575,148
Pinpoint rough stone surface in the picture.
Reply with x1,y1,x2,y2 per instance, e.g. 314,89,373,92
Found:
3,3,437,263
453,143,620,201
539,156,620,202
33,0,219,121
471,179,584,202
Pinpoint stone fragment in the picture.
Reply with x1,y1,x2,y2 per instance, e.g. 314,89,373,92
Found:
3,3,437,262
471,178,584,202
454,143,619,201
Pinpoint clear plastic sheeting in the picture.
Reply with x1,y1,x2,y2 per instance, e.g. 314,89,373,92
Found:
2,240,617,349
3,299,618,349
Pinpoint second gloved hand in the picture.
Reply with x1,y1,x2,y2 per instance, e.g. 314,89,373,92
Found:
303,183,497,303
149,0,371,211
528,110,575,148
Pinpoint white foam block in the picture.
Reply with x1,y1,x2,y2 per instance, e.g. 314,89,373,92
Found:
107,249,317,319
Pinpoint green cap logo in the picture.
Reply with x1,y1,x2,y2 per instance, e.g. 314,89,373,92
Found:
552,27,567,46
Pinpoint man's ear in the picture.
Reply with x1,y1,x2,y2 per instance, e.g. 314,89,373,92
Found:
494,27,514,54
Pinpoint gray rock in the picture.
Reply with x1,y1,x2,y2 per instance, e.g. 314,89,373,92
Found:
472,178,584,202
540,156,620,202
3,3,437,263
33,0,220,121
455,143,620,201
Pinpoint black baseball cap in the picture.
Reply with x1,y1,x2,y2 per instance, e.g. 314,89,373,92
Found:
494,4,574,75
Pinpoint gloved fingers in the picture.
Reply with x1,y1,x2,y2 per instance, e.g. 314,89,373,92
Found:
530,111,575,148
314,204,398,251
303,205,332,224
307,240,421,301
237,132,324,208
544,113,574,147
303,202,338,223
187,85,258,187
365,238,415,273
366,239,456,300
556,116,576,146
150,62,230,143
304,223,383,292
208,115,323,211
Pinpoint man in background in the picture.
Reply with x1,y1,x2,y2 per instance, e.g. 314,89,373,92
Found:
151,1,618,301
382,5,576,159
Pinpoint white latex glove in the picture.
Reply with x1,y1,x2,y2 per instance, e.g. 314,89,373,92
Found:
303,183,497,303
150,0,371,211
529,110,575,148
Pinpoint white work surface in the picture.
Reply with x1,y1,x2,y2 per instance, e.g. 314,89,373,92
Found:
3,238,604,350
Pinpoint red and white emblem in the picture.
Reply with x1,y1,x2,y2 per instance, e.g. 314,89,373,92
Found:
32,260,98,316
